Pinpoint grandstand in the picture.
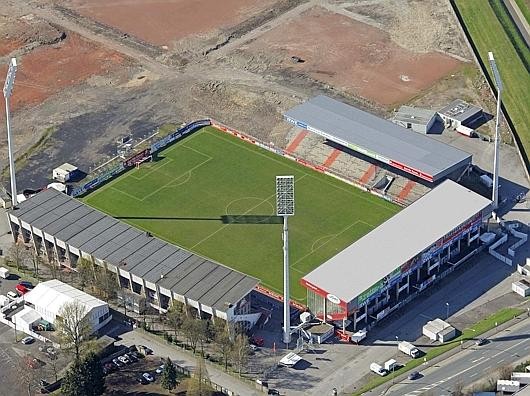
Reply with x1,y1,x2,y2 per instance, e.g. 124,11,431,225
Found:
284,96,472,191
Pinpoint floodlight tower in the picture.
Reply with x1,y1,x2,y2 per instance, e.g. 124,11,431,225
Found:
276,175,295,346
3,58,18,207
488,52,503,213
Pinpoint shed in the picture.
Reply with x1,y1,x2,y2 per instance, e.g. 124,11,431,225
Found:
423,318,456,342
517,259,530,276
512,280,530,297
52,163,78,183
497,380,520,393
307,322,334,344
438,99,483,129
0,186,11,209
12,306,41,333
512,372,530,385
392,106,438,134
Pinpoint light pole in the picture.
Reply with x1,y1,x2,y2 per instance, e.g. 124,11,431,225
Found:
3,58,18,207
276,175,295,346
488,51,503,212
446,302,450,320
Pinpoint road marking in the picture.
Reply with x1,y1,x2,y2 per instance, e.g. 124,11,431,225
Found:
471,356,486,363
498,359,505,364
470,373,478,378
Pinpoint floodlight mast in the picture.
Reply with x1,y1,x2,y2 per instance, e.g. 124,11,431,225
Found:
3,58,18,207
488,51,503,213
276,175,294,346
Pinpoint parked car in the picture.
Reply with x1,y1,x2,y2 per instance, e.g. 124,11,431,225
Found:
126,353,138,363
142,372,154,382
475,338,488,346
155,364,164,374
21,336,35,345
268,389,280,395
112,358,123,368
39,379,49,387
139,345,153,355
408,371,421,380
7,291,18,300
18,281,33,289
249,344,259,352
136,376,149,385
15,284,29,295
118,355,130,365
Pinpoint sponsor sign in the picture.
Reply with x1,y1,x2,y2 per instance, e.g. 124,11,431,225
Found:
300,278,330,299
326,294,341,305
284,116,296,125
389,159,433,182
123,148,151,168
295,121,307,129
357,280,383,307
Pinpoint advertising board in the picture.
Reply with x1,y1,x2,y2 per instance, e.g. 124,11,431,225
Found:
123,148,151,168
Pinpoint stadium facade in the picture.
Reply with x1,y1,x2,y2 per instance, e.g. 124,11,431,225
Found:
7,188,260,324
301,180,492,331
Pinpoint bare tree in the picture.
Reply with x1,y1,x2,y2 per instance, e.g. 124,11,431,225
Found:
93,265,117,301
76,257,94,290
186,354,213,396
182,318,204,353
497,363,514,380
166,300,185,339
56,300,92,360
8,241,28,271
452,380,464,396
214,322,232,371
230,334,249,376
47,351,60,383
19,354,38,396
29,249,42,280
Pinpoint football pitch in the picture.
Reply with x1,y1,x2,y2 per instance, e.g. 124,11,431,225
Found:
83,126,399,303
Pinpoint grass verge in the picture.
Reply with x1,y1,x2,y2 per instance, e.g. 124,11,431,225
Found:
454,0,530,161
514,0,530,25
352,307,524,395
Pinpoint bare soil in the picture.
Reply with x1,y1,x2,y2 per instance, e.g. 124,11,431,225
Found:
234,6,462,107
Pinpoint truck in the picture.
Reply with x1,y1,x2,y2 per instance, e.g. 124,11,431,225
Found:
398,341,421,358
0,267,9,279
370,362,388,377
350,329,367,344
384,359,398,372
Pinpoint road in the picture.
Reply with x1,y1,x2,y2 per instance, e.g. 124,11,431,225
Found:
378,317,530,395
503,0,530,48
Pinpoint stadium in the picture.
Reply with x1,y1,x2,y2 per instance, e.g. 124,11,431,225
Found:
7,96,492,332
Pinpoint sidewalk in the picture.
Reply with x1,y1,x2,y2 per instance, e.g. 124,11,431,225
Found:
116,328,263,396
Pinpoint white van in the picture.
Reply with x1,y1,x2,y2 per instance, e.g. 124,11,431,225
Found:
0,267,9,279
370,362,388,376
6,291,18,301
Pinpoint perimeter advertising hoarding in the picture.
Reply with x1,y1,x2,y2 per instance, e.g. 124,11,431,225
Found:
357,266,401,308
123,148,151,168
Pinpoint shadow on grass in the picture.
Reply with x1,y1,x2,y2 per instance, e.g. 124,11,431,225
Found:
115,214,283,224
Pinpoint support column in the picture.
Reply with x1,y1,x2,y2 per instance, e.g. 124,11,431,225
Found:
416,267,421,282
407,274,410,294
353,311,357,331
364,305,368,324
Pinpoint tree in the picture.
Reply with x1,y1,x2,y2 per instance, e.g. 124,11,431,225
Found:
230,334,249,376
8,241,28,271
186,354,212,396
166,301,185,339
29,249,42,280
214,322,232,371
61,352,105,396
19,354,38,396
161,357,178,392
48,350,61,382
93,265,117,301
56,300,92,361
76,257,94,290
182,318,204,353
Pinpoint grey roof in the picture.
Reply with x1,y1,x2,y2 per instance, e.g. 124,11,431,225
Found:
438,99,483,122
302,180,491,303
10,188,259,312
393,106,437,126
284,95,472,182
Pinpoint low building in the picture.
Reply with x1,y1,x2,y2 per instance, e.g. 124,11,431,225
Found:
512,279,530,297
517,259,530,276
24,279,111,334
392,106,438,134
52,163,78,183
497,380,521,393
423,318,456,342
438,99,483,129
12,306,41,333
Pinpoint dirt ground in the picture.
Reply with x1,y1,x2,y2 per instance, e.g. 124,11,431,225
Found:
0,0,503,191
63,0,279,47
235,6,462,106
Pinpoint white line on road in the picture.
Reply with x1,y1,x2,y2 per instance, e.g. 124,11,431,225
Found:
470,373,478,378
498,359,505,364
471,356,486,363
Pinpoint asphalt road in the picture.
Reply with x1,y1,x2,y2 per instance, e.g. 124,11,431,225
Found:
379,317,530,395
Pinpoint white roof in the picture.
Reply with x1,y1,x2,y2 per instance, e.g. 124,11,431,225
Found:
56,163,78,172
13,306,41,324
279,352,302,366
25,279,107,316
424,318,453,333
302,180,491,303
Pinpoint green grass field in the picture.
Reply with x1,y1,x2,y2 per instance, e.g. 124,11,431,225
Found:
83,127,399,303
454,0,530,159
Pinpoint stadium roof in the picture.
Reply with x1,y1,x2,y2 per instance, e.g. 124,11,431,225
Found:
25,279,107,316
302,180,491,303
11,189,259,311
284,95,472,182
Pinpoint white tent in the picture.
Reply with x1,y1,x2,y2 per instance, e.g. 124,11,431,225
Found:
12,306,41,332
24,280,111,334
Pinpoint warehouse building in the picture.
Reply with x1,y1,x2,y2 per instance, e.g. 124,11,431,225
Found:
284,95,472,183
25,279,110,334
7,188,260,325
301,180,491,331
438,99,484,130
392,106,438,134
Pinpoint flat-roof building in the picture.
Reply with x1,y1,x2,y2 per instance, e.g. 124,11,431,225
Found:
7,188,260,323
284,96,472,182
301,180,491,330
392,106,438,134
438,99,483,129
